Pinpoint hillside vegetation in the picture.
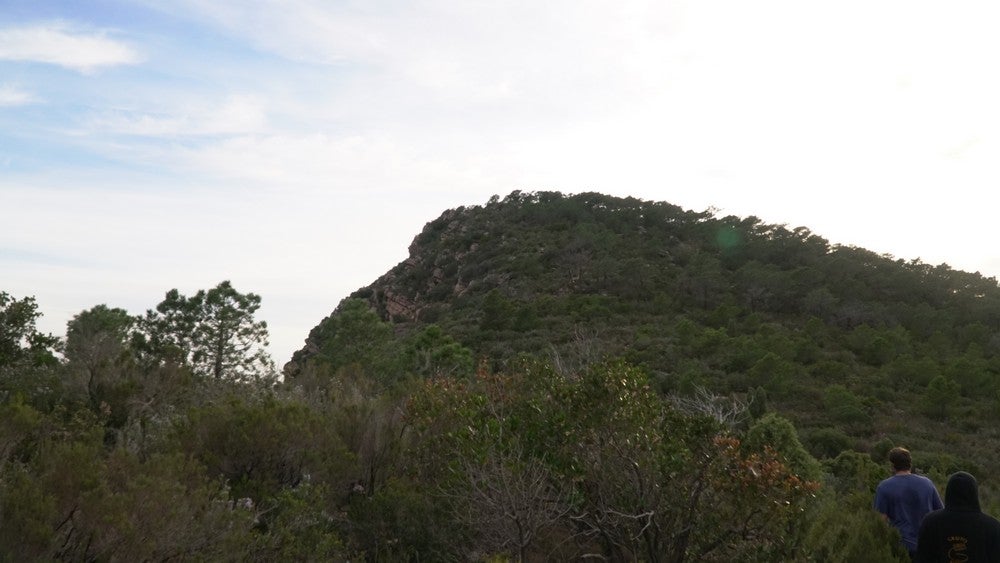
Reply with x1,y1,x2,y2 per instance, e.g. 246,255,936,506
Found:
296,191,1000,494
3,190,997,561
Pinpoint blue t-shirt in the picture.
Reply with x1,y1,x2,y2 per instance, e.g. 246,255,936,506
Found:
874,473,944,552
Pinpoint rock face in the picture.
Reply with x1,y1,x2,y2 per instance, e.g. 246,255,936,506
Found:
284,206,477,375
383,289,418,321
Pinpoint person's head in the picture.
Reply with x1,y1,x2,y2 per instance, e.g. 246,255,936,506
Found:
888,447,912,472
945,471,981,512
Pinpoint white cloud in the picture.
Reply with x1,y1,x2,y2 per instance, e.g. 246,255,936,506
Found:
140,0,398,64
0,84,37,106
87,95,267,137
142,0,681,113
0,24,141,72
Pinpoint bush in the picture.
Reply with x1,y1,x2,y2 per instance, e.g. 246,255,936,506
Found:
804,427,853,460
803,493,910,562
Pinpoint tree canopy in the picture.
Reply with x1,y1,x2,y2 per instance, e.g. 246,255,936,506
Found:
0,292,58,368
137,281,274,382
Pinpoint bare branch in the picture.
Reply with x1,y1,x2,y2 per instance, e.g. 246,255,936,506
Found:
667,386,749,428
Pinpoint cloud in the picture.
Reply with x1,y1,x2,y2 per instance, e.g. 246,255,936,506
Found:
0,24,141,72
0,84,37,106
86,95,267,137
139,0,396,64
141,0,680,112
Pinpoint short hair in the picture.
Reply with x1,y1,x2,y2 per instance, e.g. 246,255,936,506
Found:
889,447,912,472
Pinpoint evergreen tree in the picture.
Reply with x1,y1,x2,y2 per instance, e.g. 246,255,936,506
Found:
0,292,58,368
137,281,274,381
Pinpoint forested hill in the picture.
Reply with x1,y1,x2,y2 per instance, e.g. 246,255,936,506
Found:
291,189,1000,501
295,190,1000,372
8,189,1000,560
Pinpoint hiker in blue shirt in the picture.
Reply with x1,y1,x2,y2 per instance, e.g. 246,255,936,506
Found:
874,447,944,560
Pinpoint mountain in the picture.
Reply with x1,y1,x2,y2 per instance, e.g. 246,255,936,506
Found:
7,189,1000,560
289,190,1000,500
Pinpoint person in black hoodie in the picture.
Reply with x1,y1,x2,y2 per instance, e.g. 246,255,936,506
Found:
916,471,1000,562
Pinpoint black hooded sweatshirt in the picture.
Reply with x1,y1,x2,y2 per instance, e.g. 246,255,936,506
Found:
916,471,1000,563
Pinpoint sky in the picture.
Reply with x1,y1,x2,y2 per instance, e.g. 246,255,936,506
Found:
3,1,1000,366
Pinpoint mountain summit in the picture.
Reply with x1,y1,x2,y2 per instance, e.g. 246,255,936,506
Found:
288,190,1000,491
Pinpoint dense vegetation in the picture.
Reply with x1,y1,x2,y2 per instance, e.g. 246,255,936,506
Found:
298,192,1000,490
4,191,998,561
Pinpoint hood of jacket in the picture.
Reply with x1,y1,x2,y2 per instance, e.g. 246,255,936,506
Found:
945,471,981,512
